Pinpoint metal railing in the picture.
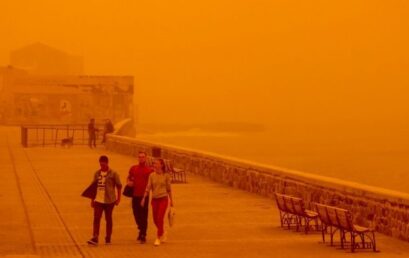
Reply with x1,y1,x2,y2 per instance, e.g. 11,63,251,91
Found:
21,124,105,147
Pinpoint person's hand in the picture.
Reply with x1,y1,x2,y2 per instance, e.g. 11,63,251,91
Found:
91,200,95,208
127,180,134,187
140,198,145,207
170,201,174,207
115,198,121,206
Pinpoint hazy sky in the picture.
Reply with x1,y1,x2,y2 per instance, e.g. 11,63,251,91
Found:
1,0,408,125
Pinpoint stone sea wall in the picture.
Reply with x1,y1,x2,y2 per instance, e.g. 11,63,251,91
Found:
106,134,409,241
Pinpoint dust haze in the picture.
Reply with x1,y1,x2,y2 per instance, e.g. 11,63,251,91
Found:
1,0,409,191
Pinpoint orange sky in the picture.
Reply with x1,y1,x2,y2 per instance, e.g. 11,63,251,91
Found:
1,0,408,125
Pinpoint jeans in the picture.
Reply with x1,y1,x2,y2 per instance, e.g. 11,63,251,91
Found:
132,196,149,237
93,202,115,239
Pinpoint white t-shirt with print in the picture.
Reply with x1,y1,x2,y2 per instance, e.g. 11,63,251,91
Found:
95,171,108,203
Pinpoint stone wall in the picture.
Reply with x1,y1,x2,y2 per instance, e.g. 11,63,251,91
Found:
106,134,409,241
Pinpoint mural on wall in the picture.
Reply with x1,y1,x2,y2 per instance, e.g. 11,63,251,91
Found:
0,72,134,125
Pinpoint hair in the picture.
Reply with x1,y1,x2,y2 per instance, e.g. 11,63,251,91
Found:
156,158,166,172
138,151,147,156
99,155,109,163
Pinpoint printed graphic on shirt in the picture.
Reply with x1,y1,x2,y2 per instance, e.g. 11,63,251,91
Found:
95,171,108,203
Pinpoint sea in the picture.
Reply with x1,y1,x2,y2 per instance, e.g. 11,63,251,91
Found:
137,123,409,194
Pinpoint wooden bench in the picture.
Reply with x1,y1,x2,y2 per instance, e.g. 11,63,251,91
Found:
146,155,155,168
314,203,378,252
145,156,187,183
164,159,187,183
274,193,319,233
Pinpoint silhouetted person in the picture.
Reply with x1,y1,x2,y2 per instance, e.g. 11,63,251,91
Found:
88,118,98,148
87,155,122,245
127,151,153,243
101,119,114,143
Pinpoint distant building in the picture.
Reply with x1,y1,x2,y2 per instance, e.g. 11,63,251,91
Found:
0,66,134,125
10,42,83,75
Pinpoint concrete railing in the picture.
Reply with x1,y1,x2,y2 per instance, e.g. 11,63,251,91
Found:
106,134,409,242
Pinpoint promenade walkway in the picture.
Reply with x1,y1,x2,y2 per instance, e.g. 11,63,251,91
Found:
1,126,409,258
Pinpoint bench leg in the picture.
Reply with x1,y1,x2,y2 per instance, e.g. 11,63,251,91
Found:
351,233,355,253
372,232,377,252
321,224,326,243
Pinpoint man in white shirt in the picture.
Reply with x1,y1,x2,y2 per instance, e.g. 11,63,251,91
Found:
87,155,122,245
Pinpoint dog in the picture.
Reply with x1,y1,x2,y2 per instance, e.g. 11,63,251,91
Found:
61,137,74,147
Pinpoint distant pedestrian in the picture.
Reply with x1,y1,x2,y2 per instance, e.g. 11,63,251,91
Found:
127,151,153,243
88,118,98,148
87,155,122,245
141,158,174,246
101,119,114,143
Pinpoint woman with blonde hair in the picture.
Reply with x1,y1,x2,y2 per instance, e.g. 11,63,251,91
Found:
141,158,174,246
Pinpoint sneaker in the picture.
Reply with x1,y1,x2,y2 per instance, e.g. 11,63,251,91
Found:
160,232,167,243
87,237,98,245
140,235,146,244
154,238,161,246
105,237,111,244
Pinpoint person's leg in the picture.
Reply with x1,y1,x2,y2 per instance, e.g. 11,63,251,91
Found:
132,196,142,239
104,203,115,242
155,197,169,238
92,133,96,147
140,195,149,238
101,132,106,143
92,202,104,241
88,133,92,148
151,198,160,234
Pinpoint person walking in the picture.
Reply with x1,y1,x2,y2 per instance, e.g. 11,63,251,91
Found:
141,158,174,246
101,119,114,143
127,151,152,243
88,118,98,148
87,155,122,245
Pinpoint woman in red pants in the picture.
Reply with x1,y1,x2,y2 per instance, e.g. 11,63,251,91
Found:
141,158,174,246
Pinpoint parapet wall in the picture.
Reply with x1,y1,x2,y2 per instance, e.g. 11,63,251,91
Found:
106,134,409,241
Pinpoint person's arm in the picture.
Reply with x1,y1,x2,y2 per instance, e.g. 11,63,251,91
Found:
140,174,152,207
127,167,134,187
115,184,122,205
115,172,122,205
91,171,98,208
166,174,174,207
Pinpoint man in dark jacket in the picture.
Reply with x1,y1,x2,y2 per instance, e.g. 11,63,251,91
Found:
88,118,98,148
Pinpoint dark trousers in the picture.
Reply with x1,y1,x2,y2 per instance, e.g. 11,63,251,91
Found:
93,202,115,239
89,133,96,148
132,196,149,237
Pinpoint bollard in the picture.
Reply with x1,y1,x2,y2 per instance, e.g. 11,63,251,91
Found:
21,126,28,147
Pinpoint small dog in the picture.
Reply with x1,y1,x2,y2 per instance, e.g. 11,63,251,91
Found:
61,137,74,147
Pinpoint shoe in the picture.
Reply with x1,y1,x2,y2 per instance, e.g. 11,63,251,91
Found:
160,232,167,243
140,235,146,244
105,237,111,244
87,237,98,245
137,233,141,241
154,238,160,246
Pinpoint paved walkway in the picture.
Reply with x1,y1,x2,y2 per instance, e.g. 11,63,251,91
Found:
1,126,409,258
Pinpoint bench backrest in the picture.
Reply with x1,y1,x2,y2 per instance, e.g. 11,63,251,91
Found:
274,193,287,212
314,203,332,225
335,208,354,231
314,203,353,230
146,156,154,167
275,193,305,216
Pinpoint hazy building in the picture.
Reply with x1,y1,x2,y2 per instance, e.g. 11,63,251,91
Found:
10,42,83,75
0,66,134,125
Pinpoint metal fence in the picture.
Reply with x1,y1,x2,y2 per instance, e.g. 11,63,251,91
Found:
21,124,105,147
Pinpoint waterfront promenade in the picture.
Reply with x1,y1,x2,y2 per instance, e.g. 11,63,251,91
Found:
1,126,409,258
